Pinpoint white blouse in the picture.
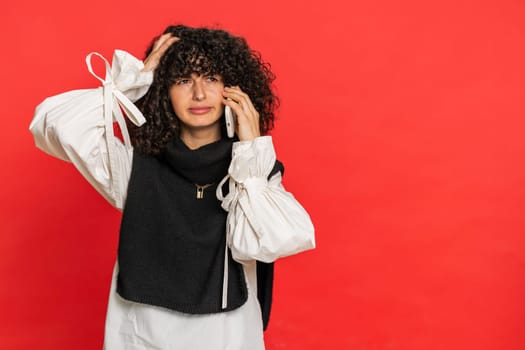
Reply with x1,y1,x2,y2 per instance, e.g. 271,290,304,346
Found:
30,50,315,350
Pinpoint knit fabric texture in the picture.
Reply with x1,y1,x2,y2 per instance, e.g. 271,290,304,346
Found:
117,137,248,314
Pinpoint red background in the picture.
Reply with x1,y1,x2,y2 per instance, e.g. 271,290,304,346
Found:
2,0,525,349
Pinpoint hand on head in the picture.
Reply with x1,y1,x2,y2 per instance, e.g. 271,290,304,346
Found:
141,33,179,72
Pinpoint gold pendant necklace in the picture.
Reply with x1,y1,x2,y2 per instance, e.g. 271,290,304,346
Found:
194,183,214,199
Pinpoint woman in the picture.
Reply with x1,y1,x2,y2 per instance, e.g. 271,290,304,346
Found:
31,25,315,350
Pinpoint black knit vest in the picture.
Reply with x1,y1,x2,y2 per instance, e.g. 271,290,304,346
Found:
117,136,282,329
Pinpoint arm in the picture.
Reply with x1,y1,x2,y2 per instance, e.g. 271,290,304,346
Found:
30,35,177,209
29,50,153,210
219,86,315,263
218,136,316,263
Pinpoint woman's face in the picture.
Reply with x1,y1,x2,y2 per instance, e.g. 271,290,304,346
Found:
169,73,225,134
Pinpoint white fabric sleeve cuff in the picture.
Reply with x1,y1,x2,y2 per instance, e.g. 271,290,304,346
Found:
229,136,277,183
111,49,153,102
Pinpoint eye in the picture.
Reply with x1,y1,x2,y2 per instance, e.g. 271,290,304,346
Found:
206,75,222,83
175,78,190,85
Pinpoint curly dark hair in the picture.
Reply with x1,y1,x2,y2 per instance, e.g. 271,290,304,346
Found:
130,25,279,155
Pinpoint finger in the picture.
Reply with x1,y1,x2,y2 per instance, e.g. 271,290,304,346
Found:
153,33,175,51
223,87,258,118
142,35,180,72
223,92,251,121
224,97,259,136
223,98,260,141
157,36,179,56
223,97,244,118
155,35,180,54
223,87,250,107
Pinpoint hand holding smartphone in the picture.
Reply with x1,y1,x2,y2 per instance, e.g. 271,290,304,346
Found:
223,86,261,142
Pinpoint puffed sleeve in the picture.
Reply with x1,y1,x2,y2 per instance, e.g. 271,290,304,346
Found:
29,50,152,210
217,136,316,263
111,50,153,102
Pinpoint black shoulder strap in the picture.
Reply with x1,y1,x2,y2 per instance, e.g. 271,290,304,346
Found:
257,261,274,330
257,159,284,330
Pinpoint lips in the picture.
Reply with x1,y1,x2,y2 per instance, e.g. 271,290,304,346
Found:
189,107,213,115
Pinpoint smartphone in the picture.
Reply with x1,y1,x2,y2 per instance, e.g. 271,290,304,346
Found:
225,105,236,138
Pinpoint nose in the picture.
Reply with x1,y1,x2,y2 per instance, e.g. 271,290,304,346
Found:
192,79,206,101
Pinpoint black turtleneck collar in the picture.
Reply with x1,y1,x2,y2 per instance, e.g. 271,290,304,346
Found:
162,136,232,185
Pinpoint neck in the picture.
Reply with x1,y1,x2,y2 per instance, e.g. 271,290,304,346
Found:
179,126,222,150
